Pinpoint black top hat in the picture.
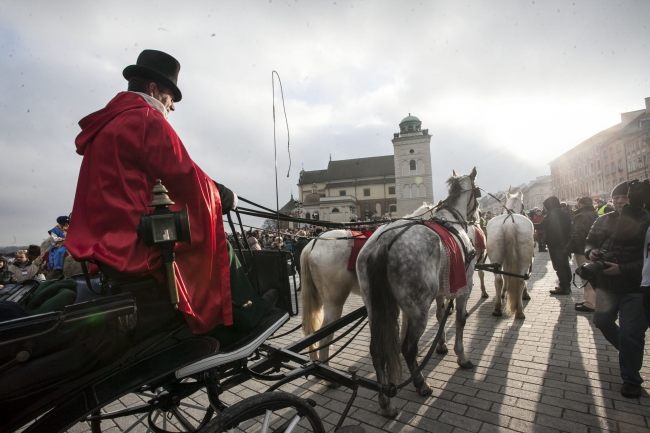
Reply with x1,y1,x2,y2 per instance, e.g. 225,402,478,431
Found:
123,49,182,102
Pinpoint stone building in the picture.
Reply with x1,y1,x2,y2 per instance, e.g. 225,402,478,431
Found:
550,97,650,201
521,175,553,210
297,115,434,222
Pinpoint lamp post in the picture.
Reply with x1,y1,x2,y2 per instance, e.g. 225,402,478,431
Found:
139,180,191,308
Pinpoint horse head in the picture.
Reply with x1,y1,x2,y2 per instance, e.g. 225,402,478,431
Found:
443,167,480,222
505,190,524,214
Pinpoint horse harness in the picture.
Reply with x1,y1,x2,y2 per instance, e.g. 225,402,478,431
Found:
381,215,477,270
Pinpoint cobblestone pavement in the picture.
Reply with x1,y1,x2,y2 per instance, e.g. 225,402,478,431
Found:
67,252,650,432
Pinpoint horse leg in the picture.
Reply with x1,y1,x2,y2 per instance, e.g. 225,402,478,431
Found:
318,301,345,363
435,296,448,354
522,283,531,300
401,312,432,397
514,280,526,320
454,295,473,369
492,274,504,316
478,269,488,298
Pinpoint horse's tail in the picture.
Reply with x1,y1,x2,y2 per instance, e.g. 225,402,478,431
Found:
301,244,323,351
365,246,402,385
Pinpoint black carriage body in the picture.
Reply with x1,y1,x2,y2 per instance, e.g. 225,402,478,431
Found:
241,249,298,317
0,247,299,433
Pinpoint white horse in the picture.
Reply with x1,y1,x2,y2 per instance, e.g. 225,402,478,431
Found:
486,189,534,319
467,207,488,298
300,229,362,362
356,168,480,417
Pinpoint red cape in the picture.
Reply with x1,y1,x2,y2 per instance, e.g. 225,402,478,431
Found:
66,92,232,333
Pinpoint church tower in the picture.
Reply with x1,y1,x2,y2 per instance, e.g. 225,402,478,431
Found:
392,114,434,216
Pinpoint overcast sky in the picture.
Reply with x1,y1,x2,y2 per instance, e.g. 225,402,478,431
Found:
1,0,649,245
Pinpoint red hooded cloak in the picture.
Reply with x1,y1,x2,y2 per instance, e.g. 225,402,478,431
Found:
66,92,232,333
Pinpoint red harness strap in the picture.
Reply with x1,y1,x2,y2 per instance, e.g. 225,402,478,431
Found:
347,229,376,272
423,221,467,293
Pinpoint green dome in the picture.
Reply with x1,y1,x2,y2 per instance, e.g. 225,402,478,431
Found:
399,113,422,133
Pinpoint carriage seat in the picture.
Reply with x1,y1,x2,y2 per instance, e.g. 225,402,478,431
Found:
0,293,136,400
176,306,289,379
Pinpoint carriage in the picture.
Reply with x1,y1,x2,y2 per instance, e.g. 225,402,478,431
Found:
0,169,492,433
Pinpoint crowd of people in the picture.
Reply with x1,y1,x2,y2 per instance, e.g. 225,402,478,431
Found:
481,183,650,399
0,216,73,288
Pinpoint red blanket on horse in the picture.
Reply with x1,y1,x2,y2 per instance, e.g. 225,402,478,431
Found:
347,230,375,272
474,225,486,250
423,221,467,293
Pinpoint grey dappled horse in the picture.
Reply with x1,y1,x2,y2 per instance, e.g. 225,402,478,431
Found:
485,189,534,319
356,168,480,417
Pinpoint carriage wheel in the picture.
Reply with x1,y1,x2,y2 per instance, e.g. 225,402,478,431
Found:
88,377,214,433
201,392,325,433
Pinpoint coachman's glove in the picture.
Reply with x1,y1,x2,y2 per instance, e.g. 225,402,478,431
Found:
214,181,238,214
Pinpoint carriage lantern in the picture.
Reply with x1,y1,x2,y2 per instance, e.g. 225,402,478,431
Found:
139,179,191,308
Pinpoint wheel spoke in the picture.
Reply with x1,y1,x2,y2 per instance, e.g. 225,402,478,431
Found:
123,413,150,433
262,409,272,433
171,407,195,431
283,415,301,433
178,401,208,411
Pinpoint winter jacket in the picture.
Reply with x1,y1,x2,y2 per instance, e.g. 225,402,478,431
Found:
542,196,571,249
584,205,650,290
569,206,598,254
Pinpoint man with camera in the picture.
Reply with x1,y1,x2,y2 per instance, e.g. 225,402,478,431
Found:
584,181,650,398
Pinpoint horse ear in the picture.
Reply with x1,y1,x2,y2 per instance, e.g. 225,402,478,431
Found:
508,185,512,193
452,169,457,177
470,166,477,180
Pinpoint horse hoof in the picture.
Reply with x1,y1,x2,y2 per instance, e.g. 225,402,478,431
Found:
492,310,502,317
481,292,489,299
522,293,531,300
515,313,526,320
436,345,448,355
381,406,398,418
458,359,474,369
417,383,433,397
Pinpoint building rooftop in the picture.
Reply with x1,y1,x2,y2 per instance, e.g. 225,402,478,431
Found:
299,155,395,184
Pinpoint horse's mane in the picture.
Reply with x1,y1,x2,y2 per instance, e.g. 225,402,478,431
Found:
446,176,463,204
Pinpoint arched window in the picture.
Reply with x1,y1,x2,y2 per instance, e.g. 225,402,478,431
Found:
305,212,311,219
403,184,412,199
313,211,319,220
410,160,416,171
331,207,339,213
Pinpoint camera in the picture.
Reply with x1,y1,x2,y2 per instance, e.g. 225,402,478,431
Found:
575,260,606,283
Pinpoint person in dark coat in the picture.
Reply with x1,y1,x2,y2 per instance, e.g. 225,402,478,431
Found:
585,181,650,398
543,196,573,294
571,197,599,311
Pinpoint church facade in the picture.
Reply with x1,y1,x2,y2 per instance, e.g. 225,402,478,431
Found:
297,115,434,222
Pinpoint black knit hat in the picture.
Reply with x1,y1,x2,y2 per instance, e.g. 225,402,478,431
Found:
578,196,593,207
611,181,629,197
123,49,182,102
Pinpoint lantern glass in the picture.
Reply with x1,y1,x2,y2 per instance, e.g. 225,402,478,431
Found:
151,214,177,243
